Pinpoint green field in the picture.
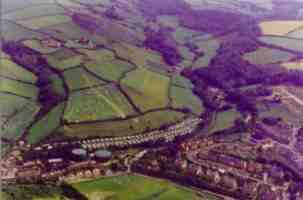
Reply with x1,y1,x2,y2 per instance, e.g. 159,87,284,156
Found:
288,28,303,39
258,36,303,52
210,109,242,134
17,15,71,30
23,40,59,54
3,4,64,21
79,49,115,63
64,85,136,122
85,59,135,82
1,59,37,83
2,20,45,41
47,54,84,70
0,77,38,99
73,175,216,200
1,175,220,200
121,68,170,111
191,38,220,68
1,184,65,200
172,75,194,89
62,110,185,138
243,47,295,64
26,102,65,144
170,86,204,115
1,98,40,141
63,67,106,91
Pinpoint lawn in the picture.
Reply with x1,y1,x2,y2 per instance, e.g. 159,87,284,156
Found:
84,59,135,82
63,67,106,91
64,85,136,122
1,59,37,83
0,77,38,99
121,68,170,111
73,175,214,200
26,102,65,144
62,110,185,138
170,86,204,115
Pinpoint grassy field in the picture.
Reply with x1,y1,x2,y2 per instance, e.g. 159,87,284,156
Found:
287,28,303,39
78,49,115,64
17,15,71,30
191,38,220,68
64,85,136,122
1,184,65,200
243,47,295,64
23,40,59,54
210,109,242,134
1,101,40,141
73,175,216,200
112,43,163,68
1,175,220,200
47,54,84,70
63,67,106,91
0,93,40,140
172,74,193,89
1,59,37,83
258,36,303,52
170,86,204,115
26,102,65,144
84,59,135,81
3,4,64,20
62,110,185,138
121,68,170,111
0,77,38,99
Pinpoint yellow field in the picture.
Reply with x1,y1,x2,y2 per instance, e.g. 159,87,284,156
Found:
259,20,303,36
282,59,303,70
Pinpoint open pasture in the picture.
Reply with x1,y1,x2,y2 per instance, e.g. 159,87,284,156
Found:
0,77,38,99
1,59,37,83
121,68,170,111
84,59,135,82
73,175,218,200
26,102,65,144
170,86,204,115
243,47,295,65
62,110,185,138
63,67,106,91
64,85,136,123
